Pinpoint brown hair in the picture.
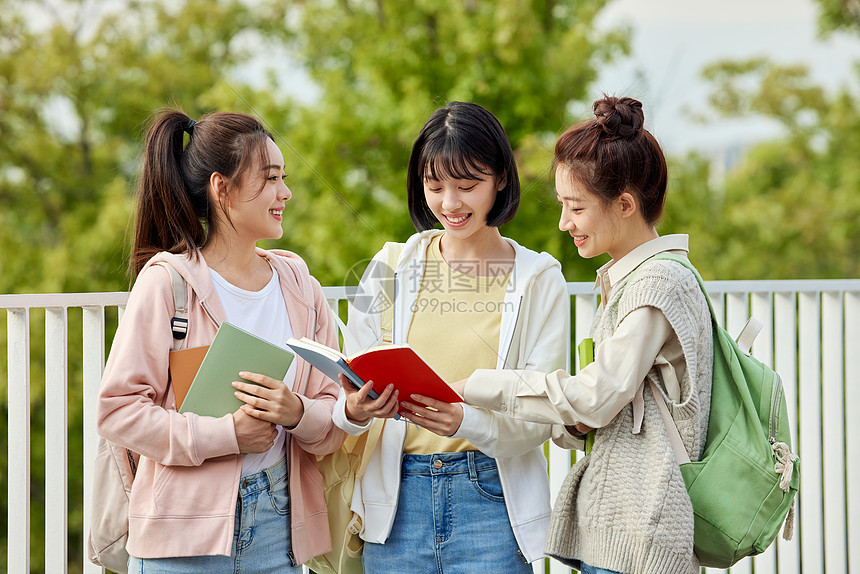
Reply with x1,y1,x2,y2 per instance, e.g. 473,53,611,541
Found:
131,109,272,277
553,96,667,225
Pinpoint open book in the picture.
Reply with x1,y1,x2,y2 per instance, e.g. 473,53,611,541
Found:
285,338,463,408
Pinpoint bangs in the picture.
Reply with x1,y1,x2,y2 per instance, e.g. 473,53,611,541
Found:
419,137,493,182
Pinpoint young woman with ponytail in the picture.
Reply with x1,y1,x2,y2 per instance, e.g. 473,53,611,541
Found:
96,109,344,572
452,96,714,574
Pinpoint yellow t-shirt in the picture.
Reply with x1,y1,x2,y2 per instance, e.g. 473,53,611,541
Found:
404,235,512,454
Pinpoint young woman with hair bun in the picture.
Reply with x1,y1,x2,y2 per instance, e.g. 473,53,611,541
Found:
453,95,713,574
96,108,344,572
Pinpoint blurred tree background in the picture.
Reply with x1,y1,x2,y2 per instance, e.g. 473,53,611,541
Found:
661,2,860,279
0,0,857,571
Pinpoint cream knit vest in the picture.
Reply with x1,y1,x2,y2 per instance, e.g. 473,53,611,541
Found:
545,259,713,574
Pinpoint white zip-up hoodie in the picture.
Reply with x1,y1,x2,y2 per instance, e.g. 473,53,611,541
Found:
332,230,577,563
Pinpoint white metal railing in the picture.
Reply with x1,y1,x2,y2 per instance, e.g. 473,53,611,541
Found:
3,280,859,574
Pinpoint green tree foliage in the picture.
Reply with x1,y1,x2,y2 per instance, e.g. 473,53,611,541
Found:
663,55,860,279
270,0,629,284
0,1,288,570
662,0,860,280
0,0,291,294
0,0,628,571
815,0,860,35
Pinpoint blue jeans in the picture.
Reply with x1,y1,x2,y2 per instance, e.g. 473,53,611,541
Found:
579,563,623,574
362,451,532,574
128,457,301,574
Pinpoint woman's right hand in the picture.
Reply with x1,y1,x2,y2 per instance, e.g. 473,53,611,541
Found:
233,405,279,453
341,374,399,424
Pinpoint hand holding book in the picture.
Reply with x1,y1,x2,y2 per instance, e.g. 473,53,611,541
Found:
399,393,465,437
339,374,400,424
233,370,304,429
285,337,462,420
232,405,279,454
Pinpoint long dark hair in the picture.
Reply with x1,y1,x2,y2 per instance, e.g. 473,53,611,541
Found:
131,109,272,277
407,101,520,230
554,96,668,226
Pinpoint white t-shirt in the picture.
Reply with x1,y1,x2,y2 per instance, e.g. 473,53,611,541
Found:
209,266,297,476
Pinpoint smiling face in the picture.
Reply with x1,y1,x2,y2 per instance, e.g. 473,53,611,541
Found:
423,168,502,241
555,165,626,260
225,137,292,243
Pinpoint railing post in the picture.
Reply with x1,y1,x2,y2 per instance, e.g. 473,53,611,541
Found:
844,291,860,572
7,308,31,574
725,292,749,340
750,292,777,574
82,306,107,574
821,291,847,572
544,292,596,574
774,292,800,574
798,292,823,571
45,307,69,572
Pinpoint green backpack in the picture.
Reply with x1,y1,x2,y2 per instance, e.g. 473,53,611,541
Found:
637,253,800,568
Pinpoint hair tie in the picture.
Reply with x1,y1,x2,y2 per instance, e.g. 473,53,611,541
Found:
184,118,196,135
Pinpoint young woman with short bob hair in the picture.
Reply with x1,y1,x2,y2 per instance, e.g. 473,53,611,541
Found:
333,101,575,572
406,102,520,230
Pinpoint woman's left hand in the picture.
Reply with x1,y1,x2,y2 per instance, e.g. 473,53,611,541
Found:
399,394,464,437
233,371,304,428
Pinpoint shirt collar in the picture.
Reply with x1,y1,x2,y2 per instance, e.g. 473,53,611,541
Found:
594,234,690,301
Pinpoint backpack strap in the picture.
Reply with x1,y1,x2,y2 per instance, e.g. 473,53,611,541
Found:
623,253,709,460
631,253,716,317
379,242,404,344
333,314,360,358
648,381,691,464
154,261,188,349
735,317,762,355
114,260,188,486
631,253,763,351
634,253,763,464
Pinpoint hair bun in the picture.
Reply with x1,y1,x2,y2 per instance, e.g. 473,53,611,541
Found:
593,96,644,140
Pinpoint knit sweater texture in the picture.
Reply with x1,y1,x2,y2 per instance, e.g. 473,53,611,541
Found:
545,258,713,574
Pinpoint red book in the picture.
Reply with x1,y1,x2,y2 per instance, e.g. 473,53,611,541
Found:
286,337,463,409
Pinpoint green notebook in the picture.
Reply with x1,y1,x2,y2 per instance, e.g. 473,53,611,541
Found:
577,338,596,455
178,322,294,418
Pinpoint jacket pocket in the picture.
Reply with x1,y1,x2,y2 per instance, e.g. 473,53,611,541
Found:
149,457,238,518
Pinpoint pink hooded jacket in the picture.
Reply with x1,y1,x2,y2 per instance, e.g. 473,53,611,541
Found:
96,249,344,565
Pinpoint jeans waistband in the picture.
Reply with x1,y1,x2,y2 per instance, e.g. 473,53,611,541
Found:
401,450,497,476
239,457,287,496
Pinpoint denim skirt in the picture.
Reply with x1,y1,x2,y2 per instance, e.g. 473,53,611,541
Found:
362,450,532,574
